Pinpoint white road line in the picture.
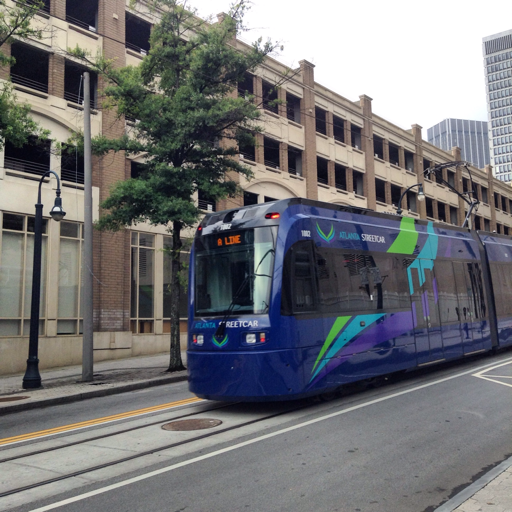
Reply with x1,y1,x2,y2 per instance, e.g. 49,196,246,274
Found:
472,359,512,388
30,355,512,512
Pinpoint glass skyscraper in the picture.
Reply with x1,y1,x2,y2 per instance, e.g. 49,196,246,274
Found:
483,29,512,182
427,119,490,170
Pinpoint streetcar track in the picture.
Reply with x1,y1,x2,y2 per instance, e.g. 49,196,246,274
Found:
0,401,233,464
0,401,313,499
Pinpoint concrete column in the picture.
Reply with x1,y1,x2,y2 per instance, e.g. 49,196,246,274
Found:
326,111,334,139
398,147,405,170
383,139,389,163
412,125,426,220
327,160,335,188
255,133,264,165
300,60,318,200
254,75,263,108
280,142,288,174
344,121,352,148
385,182,391,206
432,199,439,220
360,95,376,211
48,54,65,98
277,87,286,118
51,0,65,18
452,147,466,227
346,168,354,193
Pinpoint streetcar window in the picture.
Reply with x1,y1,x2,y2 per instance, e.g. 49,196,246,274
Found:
194,227,277,316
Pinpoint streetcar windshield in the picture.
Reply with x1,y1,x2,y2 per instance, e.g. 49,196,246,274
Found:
194,227,277,316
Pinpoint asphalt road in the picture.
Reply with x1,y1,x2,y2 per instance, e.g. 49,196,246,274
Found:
3,350,512,512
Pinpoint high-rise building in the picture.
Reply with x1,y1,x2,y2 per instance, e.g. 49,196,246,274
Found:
427,119,490,169
483,29,512,182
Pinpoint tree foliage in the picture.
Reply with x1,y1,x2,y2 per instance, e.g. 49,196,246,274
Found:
75,0,280,371
0,0,49,150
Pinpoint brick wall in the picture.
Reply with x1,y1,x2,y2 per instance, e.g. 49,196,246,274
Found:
93,0,130,332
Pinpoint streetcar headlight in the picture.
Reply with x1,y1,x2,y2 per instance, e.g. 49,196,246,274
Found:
246,333,256,344
193,334,204,346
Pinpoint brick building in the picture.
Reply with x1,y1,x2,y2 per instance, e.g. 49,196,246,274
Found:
1,0,512,374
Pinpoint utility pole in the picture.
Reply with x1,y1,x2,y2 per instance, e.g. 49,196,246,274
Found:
82,72,94,382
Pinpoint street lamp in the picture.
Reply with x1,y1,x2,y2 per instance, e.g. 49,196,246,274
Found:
396,183,425,216
23,170,66,389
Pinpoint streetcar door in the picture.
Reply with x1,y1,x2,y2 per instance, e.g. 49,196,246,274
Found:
413,260,443,365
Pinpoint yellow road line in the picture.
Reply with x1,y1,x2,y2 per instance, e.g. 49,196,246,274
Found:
0,396,203,446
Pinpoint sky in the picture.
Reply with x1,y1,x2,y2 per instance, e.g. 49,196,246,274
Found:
185,0,511,136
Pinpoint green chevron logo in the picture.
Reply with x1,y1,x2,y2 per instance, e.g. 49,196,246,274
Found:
212,334,228,347
316,222,335,242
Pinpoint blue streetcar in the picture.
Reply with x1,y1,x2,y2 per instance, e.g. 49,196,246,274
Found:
187,198,512,401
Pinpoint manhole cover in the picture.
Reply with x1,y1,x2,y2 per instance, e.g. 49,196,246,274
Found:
162,418,222,431
0,396,29,402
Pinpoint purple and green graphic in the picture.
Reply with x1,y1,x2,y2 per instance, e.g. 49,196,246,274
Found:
310,218,440,387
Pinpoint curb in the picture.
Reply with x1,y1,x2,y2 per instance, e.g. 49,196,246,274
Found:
0,373,188,415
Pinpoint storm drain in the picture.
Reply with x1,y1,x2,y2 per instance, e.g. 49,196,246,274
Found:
162,418,222,431
0,396,29,402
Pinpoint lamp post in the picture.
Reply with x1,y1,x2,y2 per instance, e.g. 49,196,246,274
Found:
23,170,66,389
396,183,425,216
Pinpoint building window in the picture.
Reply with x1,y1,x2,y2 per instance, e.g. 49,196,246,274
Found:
450,206,458,225
131,232,155,334
198,190,216,212
373,136,384,159
4,136,51,178
334,164,346,190
238,73,254,98
10,43,49,94
353,171,364,196
404,150,414,172
125,12,151,55
375,178,386,203
391,184,401,207
317,157,328,185
333,116,345,144
481,186,488,203
438,202,447,222
426,197,434,218
262,80,278,114
288,146,302,176
407,191,418,213
263,137,280,169
351,125,362,150
61,145,85,184
66,0,98,31
0,213,48,336
286,92,301,123
244,191,258,206
64,61,97,108
389,143,400,166
27,0,50,13
57,222,83,335
315,107,327,135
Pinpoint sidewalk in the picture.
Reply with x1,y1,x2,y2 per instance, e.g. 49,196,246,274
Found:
0,354,511,512
0,352,188,414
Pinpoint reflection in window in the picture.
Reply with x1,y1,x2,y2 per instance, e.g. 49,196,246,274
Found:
131,232,155,334
58,222,83,335
0,213,47,336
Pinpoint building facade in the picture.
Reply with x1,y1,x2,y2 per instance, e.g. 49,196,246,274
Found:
427,118,490,169
483,29,512,182
2,0,512,375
